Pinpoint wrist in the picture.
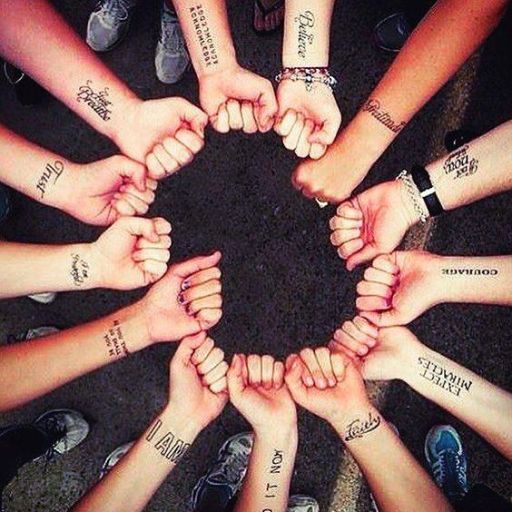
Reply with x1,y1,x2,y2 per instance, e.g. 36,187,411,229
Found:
253,418,298,442
160,403,203,440
330,403,381,442
195,50,238,79
66,243,99,291
117,301,153,352
108,95,143,148
395,177,424,228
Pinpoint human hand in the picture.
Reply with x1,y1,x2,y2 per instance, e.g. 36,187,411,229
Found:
191,334,229,394
356,251,444,326
113,97,208,179
59,156,156,226
227,353,297,435
141,251,223,343
285,347,371,426
167,332,228,432
199,63,278,133
329,180,419,270
89,216,171,290
274,80,341,159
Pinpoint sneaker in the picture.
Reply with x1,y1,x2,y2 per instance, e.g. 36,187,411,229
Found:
425,425,468,502
27,292,57,304
99,441,134,479
34,409,90,456
0,184,11,224
288,495,319,512
87,0,137,52
190,432,254,511
373,12,411,53
155,2,190,84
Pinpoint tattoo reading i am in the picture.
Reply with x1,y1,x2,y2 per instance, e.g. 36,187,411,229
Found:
145,418,190,463
36,160,64,199
418,357,472,397
295,11,315,59
189,5,219,67
104,319,130,359
76,80,112,121
362,99,406,134
70,253,90,287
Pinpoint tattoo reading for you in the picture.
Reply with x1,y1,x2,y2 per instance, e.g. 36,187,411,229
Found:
418,357,472,397
36,160,64,199
145,418,190,463
345,412,381,442
295,11,315,59
362,99,406,134
104,320,130,359
190,5,219,67
76,80,113,121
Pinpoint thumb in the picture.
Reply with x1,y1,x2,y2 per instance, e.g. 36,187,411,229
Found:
308,116,341,146
227,354,245,400
284,355,307,402
114,155,147,192
173,251,222,278
181,101,208,139
346,245,379,271
175,332,208,364
113,216,161,243
256,83,278,132
359,309,401,328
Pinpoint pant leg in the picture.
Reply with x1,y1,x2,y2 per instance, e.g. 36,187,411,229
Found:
403,0,436,27
456,484,512,512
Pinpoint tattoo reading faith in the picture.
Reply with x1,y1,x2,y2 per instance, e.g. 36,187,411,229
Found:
261,449,284,511
362,99,406,134
104,319,130,359
145,418,191,463
344,411,381,442
76,80,113,121
295,11,315,59
36,160,64,199
190,5,219,67
443,145,479,179
70,253,90,287
442,268,498,276
418,357,472,397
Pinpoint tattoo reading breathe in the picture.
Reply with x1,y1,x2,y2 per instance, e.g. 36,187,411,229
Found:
295,11,315,59
442,268,498,276
362,99,406,134
145,418,190,463
104,320,130,359
443,145,479,179
344,411,381,442
417,357,472,397
70,253,90,287
36,160,64,199
190,5,219,67
76,80,113,121
261,449,284,512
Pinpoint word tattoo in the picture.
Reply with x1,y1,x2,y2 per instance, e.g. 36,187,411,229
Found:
418,357,472,397
104,319,130,359
190,5,219,67
443,145,479,179
295,11,315,59
344,411,381,442
76,80,113,121
262,449,284,511
362,99,406,134
145,418,191,463
442,268,498,276
70,253,90,287
36,160,64,199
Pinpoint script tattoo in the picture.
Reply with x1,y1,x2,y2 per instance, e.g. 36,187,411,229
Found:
362,98,406,134
260,449,284,511
344,411,381,442
190,5,219,67
70,253,90,287
145,418,191,463
443,145,479,179
104,319,130,359
76,80,113,121
417,357,472,397
442,268,498,276
295,11,315,59
36,160,64,199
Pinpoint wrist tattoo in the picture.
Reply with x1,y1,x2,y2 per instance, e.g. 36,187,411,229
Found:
442,268,498,276
145,418,191,463
443,145,479,179
70,253,90,287
36,160,64,199
189,5,219,68
295,11,315,59
76,80,113,121
418,356,472,397
344,411,381,442
362,99,406,134
104,319,130,359
260,449,284,511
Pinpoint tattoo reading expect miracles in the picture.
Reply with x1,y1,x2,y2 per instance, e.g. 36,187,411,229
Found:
443,145,479,179
36,160,64,199
190,5,219,67
417,357,472,397
76,80,113,121
295,11,315,59
145,418,191,463
104,320,130,359
70,253,90,287
362,99,406,134
345,412,381,442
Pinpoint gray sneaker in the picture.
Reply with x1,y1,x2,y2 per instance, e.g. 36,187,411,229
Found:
155,2,190,84
28,292,57,304
373,12,411,53
99,441,134,479
288,495,319,512
87,0,137,52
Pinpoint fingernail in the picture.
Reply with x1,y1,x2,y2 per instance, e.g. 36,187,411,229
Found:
177,293,186,305
318,378,327,389
358,346,368,356
181,280,190,290
306,377,314,387
328,378,336,387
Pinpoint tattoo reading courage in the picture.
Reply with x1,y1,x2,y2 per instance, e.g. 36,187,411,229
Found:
442,268,498,276
418,357,472,397
190,5,219,67
295,11,315,59
344,411,381,442
76,80,113,121
443,145,478,179
104,320,130,359
362,99,406,134
70,253,90,287
36,160,64,199
145,418,191,463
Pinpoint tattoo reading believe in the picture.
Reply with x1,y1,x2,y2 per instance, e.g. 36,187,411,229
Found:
362,99,406,134
70,253,90,287
76,80,112,121
190,5,219,68
417,357,472,397
344,411,381,442
145,418,190,463
104,320,130,359
443,145,479,179
295,11,315,59
36,160,64,199
262,449,284,512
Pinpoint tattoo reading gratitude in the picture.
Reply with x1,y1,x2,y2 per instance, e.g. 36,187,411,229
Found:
145,418,190,463
76,80,113,121
189,5,219,68
362,99,406,134
104,319,130,359
70,253,90,287
344,411,381,442
36,160,64,199
295,11,315,59
417,356,472,397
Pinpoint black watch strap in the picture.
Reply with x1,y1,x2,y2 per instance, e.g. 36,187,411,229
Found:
410,165,444,217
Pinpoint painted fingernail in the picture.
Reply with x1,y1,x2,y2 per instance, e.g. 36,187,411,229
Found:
181,280,190,290
177,293,186,305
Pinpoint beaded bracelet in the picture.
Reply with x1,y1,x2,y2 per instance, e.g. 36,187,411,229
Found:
275,67,338,92
396,170,430,224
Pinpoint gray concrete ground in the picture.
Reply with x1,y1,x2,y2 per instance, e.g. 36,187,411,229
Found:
0,0,511,510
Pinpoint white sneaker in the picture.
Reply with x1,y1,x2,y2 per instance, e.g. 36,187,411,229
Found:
28,292,57,304
99,441,135,479
287,495,319,512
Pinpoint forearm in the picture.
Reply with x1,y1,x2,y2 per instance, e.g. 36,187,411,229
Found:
426,120,512,210
0,302,151,411
234,426,298,512
331,405,452,512
172,0,237,78
0,0,138,142
73,405,200,512
403,346,512,461
282,0,334,67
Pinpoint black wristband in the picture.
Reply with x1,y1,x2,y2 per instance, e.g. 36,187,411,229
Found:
410,165,444,217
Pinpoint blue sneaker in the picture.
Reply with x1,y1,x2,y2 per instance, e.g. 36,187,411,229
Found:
425,425,468,501
190,432,253,511
0,184,11,224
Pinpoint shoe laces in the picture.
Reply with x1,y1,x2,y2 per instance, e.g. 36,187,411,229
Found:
432,450,466,491
212,450,248,486
159,8,185,51
39,415,68,461
94,0,132,22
